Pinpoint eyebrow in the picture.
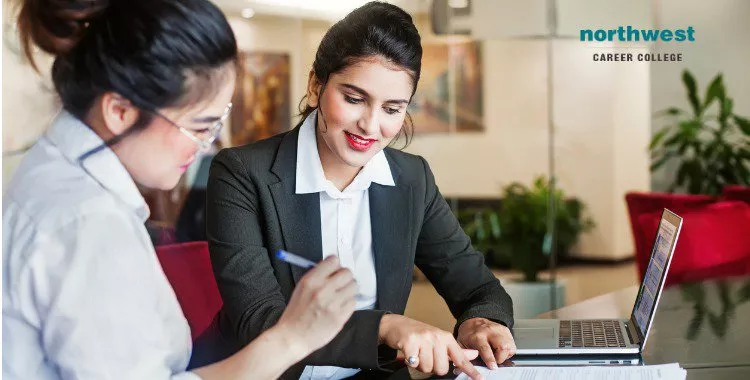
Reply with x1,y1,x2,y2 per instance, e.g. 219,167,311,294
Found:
340,83,410,105
191,115,221,123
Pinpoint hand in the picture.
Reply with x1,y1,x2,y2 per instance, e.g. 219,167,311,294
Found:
457,318,516,369
379,314,484,380
275,256,357,356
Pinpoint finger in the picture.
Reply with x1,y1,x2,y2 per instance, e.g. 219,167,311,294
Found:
476,342,497,370
447,343,483,380
488,332,515,365
433,343,450,375
462,348,479,361
301,255,341,283
335,279,358,304
325,267,355,291
401,342,420,369
337,296,356,319
418,344,434,374
313,269,354,304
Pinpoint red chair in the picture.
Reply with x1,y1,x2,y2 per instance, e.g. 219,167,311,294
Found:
637,201,750,285
722,185,750,204
625,192,717,278
155,241,222,340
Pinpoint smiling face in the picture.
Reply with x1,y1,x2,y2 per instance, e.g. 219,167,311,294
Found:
308,55,415,178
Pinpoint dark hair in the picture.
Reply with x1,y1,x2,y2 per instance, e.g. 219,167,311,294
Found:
17,0,238,143
299,1,422,148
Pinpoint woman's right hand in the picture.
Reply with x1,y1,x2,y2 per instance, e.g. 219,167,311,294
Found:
379,314,484,380
275,256,357,355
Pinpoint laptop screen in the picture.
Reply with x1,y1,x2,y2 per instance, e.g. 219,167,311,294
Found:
630,210,682,341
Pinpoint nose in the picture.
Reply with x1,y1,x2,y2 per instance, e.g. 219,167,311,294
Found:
357,107,379,137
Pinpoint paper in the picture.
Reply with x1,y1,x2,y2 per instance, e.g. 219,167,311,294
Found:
457,363,686,380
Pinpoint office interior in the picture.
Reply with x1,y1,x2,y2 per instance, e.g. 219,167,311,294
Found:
3,0,749,368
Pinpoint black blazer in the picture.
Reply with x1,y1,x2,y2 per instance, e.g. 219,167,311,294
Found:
206,126,513,378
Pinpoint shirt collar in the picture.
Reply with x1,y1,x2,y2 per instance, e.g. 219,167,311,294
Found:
295,109,395,197
45,110,150,222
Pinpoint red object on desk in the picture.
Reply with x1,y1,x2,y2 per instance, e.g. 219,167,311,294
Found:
155,241,222,340
637,201,750,285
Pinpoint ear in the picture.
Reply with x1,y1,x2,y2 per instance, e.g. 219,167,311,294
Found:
306,70,323,108
100,92,140,136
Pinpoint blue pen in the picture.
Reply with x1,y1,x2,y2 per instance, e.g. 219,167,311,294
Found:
276,249,317,269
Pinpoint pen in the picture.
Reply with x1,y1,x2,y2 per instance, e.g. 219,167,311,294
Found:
276,249,317,269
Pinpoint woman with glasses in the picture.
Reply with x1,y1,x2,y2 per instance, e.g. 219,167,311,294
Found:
2,1,357,379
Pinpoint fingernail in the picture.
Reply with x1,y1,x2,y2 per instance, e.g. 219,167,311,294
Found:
489,362,498,370
453,368,461,375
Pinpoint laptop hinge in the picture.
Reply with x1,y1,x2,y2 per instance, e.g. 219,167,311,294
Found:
625,320,641,346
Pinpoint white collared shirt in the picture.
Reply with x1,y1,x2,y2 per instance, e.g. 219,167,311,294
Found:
2,111,199,380
296,110,395,380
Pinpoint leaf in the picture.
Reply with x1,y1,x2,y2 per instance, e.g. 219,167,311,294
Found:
704,74,725,108
654,107,687,118
486,212,499,237
682,70,701,116
649,129,671,151
720,97,734,125
650,152,675,172
735,115,750,136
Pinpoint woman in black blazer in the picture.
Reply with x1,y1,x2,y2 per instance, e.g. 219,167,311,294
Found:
207,2,515,379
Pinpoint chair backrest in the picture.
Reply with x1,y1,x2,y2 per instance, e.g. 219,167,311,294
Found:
722,185,750,204
155,241,222,340
637,201,750,285
624,192,716,277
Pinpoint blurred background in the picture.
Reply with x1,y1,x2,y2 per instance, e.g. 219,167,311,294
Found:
3,0,749,332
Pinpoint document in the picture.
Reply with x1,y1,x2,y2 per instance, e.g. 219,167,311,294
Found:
456,363,686,380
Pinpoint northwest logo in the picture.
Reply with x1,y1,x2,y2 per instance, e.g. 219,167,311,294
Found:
580,26,695,42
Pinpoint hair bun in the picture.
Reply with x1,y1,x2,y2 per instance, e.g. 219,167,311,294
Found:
17,0,108,68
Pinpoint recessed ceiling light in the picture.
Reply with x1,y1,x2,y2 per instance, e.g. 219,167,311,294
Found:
241,8,255,19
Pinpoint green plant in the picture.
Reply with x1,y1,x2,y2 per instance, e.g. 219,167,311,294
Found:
458,176,595,282
650,70,750,195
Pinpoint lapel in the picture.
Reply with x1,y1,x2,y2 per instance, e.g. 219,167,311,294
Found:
369,151,413,311
269,133,415,308
269,126,323,283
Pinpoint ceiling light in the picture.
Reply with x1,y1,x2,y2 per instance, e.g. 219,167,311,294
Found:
241,8,255,19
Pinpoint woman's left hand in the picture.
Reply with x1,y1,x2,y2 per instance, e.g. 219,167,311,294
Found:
456,318,517,369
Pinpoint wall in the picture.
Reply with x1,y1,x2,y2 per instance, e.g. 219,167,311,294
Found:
226,15,332,127
405,13,652,260
650,0,750,191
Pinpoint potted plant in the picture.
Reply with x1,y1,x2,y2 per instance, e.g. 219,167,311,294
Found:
650,70,750,195
458,176,595,317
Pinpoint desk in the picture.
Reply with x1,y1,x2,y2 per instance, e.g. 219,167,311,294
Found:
373,275,750,379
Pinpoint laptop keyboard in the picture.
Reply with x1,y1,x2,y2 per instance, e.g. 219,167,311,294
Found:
558,320,627,348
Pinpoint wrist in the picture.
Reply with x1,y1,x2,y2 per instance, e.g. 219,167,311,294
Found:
264,324,309,361
378,314,398,344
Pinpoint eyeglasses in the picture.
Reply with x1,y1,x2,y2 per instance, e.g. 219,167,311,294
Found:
150,103,232,150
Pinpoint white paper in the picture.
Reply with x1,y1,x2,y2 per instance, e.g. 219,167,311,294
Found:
457,363,686,380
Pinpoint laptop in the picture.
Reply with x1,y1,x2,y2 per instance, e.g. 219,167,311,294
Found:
513,209,683,356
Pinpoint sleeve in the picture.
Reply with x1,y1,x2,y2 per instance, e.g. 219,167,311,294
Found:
206,149,387,370
413,157,515,332
28,212,201,380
